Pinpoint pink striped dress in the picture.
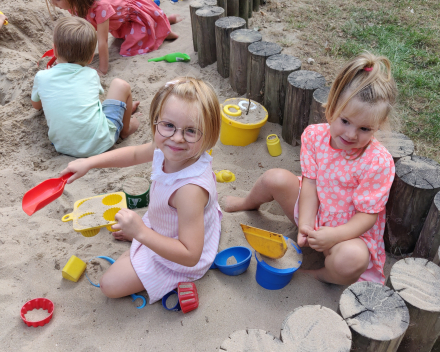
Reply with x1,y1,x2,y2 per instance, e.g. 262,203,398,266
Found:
130,149,222,304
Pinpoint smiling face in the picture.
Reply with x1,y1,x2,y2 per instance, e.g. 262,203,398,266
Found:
51,0,71,11
329,97,385,151
154,95,204,172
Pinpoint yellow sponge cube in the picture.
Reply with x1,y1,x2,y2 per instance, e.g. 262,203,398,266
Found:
62,255,86,282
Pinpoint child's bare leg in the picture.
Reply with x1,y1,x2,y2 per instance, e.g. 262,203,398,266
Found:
223,169,299,224
301,238,370,285
106,78,140,139
168,14,183,24
166,30,179,40
99,250,144,298
132,101,140,114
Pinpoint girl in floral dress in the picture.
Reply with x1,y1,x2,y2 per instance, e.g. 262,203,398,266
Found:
224,52,398,285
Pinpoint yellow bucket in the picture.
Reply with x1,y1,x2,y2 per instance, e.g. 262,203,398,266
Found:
220,98,268,147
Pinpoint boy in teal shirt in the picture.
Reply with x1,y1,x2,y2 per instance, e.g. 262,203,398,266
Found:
31,17,139,158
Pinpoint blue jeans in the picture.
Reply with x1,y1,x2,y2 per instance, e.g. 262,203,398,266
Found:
102,99,126,141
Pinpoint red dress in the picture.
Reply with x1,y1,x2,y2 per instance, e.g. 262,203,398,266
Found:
85,0,171,56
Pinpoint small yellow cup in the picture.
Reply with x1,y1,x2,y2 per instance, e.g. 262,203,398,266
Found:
266,134,282,157
62,255,87,282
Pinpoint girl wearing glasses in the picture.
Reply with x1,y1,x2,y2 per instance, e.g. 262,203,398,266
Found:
60,77,222,304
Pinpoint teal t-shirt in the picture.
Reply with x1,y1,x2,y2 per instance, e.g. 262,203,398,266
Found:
31,63,117,158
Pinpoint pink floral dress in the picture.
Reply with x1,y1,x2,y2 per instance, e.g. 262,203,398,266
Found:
299,124,395,283
84,0,171,56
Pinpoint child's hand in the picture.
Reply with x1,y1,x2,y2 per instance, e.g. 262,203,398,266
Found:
298,224,313,247
59,159,91,183
307,226,337,252
112,208,145,241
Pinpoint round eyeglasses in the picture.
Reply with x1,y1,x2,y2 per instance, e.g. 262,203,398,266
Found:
154,121,203,143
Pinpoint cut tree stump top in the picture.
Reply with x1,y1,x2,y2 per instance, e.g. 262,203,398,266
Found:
287,70,326,90
375,131,414,160
266,54,302,72
215,16,246,28
248,41,282,57
196,6,224,17
395,155,440,189
190,0,217,8
339,281,409,341
230,29,262,43
389,257,440,311
313,86,330,105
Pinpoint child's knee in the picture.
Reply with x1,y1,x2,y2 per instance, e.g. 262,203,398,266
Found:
331,244,369,279
99,274,118,298
111,78,130,92
262,169,296,190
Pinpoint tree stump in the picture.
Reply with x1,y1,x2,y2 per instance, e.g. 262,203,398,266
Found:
384,156,440,255
215,17,246,78
238,0,248,26
196,6,225,68
339,281,409,352
263,54,301,125
229,29,262,95
282,70,326,146
253,0,259,12
413,192,440,260
217,0,227,13
308,86,330,125
227,0,239,16
375,131,414,162
387,258,440,352
248,0,253,18
190,0,217,52
247,41,282,103
220,305,352,351
435,246,440,265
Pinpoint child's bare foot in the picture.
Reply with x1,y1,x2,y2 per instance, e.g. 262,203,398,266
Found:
166,31,179,40
222,196,259,213
112,231,133,242
168,14,183,24
132,101,140,114
120,113,140,139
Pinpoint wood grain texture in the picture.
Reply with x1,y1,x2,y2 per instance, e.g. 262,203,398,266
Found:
196,6,225,68
263,54,301,125
282,70,326,145
238,0,248,25
227,0,239,16
413,192,440,260
339,281,409,352
387,258,440,352
384,156,440,255
215,16,246,78
375,131,414,162
229,29,262,95
308,86,330,125
246,41,282,102
190,0,217,52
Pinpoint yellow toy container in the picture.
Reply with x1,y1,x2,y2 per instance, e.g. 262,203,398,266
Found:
61,192,127,237
266,134,282,157
220,98,268,147
62,255,87,282
0,11,7,25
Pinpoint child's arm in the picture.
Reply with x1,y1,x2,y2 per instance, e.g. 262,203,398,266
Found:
60,142,155,183
31,100,42,110
96,20,110,75
112,184,209,267
307,212,378,252
297,177,319,247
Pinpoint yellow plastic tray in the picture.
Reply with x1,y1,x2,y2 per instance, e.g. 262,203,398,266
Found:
61,192,127,237
240,224,287,259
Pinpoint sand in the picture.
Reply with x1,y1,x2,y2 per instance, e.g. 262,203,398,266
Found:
0,0,397,351
123,177,150,196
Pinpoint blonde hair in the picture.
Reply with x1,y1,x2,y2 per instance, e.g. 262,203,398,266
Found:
149,77,221,158
53,17,97,66
325,51,397,129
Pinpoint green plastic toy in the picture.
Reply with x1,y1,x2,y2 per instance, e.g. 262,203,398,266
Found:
148,52,191,63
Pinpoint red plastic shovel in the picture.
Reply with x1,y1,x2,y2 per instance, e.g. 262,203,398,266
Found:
22,173,73,216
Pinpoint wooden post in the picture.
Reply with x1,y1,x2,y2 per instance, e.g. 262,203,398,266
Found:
384,156,440,255
238,0,248,26
248,0,253,18
435,247,440,265
387,258,440,352
339,281,409,352
190,0,217,52
217,0,227,13
196,6,225,68
220,305,352,351
229,29,262,95
246,41,282,103
308,86,330,125
282,70,326,146
215,17,246,78
253,0,259,12
413,192,440,260
375,131,414,163
227,0,239,16
263,54,301,125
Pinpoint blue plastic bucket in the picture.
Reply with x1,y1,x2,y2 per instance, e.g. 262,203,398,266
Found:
255,238,302,290
211,246,252,276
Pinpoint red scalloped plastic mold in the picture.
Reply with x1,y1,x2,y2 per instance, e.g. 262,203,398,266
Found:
21,298,54,327
177,282,198,313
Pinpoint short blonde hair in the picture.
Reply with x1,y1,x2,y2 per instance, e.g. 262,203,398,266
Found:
149,77,221,158
325,51,397,129
53,17,97,66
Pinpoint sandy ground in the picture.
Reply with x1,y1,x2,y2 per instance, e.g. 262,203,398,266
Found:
0,0,397,350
